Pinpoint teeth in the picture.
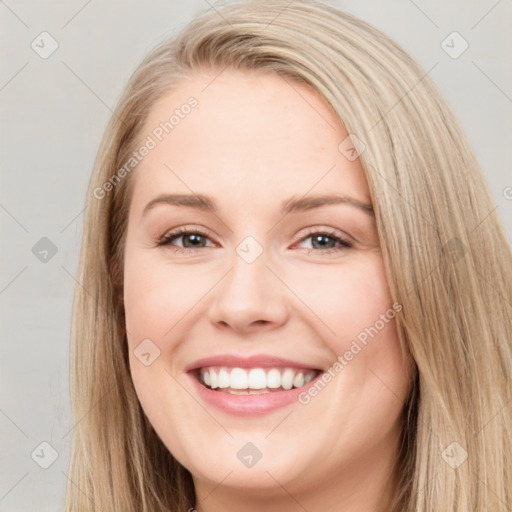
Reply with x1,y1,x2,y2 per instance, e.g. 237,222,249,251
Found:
267,368,281,388
304,372,315,384
210,370,218,389
218,368,230,388
281,369,295,390
248,368,267,389
293,373,305,388
230,368,248,389
198,366,318,392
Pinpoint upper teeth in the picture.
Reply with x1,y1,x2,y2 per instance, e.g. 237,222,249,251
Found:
199,367,317,391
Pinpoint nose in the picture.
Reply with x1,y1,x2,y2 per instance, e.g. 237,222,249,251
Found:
208,248,289,334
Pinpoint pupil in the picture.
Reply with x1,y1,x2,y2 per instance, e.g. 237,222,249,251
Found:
181,234,336,249
312,234,334,249
184,234,205,248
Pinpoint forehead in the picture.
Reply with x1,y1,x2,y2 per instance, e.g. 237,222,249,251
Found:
130,69,370,211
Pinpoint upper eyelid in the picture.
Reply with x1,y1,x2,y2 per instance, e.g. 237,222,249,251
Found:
160,226,352,248
160,227,214,244
161,226,346,239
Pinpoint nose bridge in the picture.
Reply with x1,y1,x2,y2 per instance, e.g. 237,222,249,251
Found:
209,234,288,330
224,235,272,302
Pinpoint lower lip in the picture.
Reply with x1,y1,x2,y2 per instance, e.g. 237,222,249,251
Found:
187,371,322,415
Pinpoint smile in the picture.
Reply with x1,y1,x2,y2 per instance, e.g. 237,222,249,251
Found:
185,354,324,414
196,366,320,394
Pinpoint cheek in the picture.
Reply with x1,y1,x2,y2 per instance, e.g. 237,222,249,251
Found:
122,244,410,479
292,254,395,344
124,248,397,361
123,250,210,340
293,255,406,392
122,251,198,438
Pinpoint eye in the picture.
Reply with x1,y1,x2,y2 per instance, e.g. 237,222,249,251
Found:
157,227,215,251
295,229,353,254
157,226,353,255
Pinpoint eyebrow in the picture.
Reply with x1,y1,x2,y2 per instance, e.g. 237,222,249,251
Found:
142,193,374,217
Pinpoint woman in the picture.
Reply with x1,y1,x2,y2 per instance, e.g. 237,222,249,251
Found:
66,1,512,510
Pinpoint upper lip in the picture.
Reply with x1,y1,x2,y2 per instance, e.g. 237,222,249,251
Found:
185,354,321,372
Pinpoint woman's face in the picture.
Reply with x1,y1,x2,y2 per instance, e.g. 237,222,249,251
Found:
123,69,412,507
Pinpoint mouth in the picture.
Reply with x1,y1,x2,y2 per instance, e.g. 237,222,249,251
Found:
191,366,321,395
185,354,324,414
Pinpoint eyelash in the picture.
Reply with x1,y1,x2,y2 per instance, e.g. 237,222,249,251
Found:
157,226,353,255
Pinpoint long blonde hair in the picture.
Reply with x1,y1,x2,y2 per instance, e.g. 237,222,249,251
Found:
66,1,512,510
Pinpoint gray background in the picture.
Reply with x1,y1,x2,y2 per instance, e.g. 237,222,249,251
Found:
1,1,511,510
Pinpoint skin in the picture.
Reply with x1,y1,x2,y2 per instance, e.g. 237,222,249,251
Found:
123,68,412,512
